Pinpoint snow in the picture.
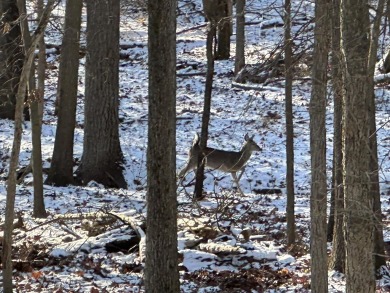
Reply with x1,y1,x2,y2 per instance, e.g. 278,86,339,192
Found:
0,0,390,292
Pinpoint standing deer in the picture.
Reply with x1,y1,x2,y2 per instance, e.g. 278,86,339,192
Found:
178,133,261,195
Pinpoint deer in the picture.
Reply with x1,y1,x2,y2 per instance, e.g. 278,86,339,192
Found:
178,133,262,195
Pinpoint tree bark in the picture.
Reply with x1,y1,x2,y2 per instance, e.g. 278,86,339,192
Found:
341,0,375,291
46,0,82,186
144,0,179,291
194,23,215,200
0,0,25,119
203,0,231,60
284,0,295,247
216,0,232,60
77,0,127,189
309,0,330,291
367,0,386,272
2,1,56,291
32,0,46,217
234,0,245,75
328,0,345,273
17,0,47,218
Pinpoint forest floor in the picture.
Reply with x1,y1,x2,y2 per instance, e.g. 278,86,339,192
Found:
1,0,390,292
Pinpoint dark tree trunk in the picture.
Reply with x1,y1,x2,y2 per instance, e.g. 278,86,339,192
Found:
367,0,386,272
2,2,56,290
144,0,179,291
194,23,215,200
46,0,82,186
284,0,295,247
341,0,375,291
310,0,330,292
203,0,231,60
216,0,232,60
76,0,127,189
328,0,345,273
234,0,245,75
0,0,25,119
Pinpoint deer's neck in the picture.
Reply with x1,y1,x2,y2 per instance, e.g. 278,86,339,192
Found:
238,145,253,165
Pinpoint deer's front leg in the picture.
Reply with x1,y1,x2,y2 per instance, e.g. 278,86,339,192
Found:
231,172,245,196
237,166,246,181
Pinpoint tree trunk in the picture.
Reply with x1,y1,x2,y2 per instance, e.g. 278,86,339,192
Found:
144,0,179,291
16,0,47,217
367,0,386,272
2,2,56,291
203,0,231,60
234,0,245,75
341,0,375,291
194,23,215,200
284,0,295,247
31,0,46,218
46,0,82,186
216,0,232,60
0,0,25,119
309,0,330,292
76,0,127,189
328,0,345,273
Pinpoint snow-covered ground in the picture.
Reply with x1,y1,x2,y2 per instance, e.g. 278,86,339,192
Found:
0,0,390,292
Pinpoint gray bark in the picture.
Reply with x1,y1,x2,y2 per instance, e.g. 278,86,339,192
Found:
46,0,82,186
77,0,127,189
284,0,295,246
144,0,180,291
2,1,56,291
328,0,345,273
0,0,25,119
234,0,245,75
341,0,375,291
309,0,330,291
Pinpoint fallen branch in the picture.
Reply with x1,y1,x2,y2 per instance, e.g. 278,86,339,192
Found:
231,81,281,92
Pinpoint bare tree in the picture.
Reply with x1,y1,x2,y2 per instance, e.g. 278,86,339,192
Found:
203,0,232,60
16,0,47,217
234,0,245,75
341,0,375,291
328,0,345,273
367,0,386,272
2,2,56,290
76,0,127,189
46,0,82,186
194,9,216,200
309,0,330,291
144,0,179,291
0,0,25,119
284,0,295,246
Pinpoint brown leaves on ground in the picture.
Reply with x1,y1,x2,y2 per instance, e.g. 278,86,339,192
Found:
183,267,310,292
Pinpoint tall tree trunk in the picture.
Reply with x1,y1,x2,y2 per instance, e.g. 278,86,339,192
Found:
2,2,56,291
309,0,330,291
32,0,46,217
0,0,24,119
284,0,295,246
17,0,47,218
194,22,215,200
203,0,231,60
341,0,375,291
77,0,127,189
46,0,82,186
216,0,232,60
328,0,345,273
367,0,386,272
234,0,245,75
144,0,179,291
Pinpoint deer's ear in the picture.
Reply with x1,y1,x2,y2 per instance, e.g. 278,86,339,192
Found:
244,133,249,141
